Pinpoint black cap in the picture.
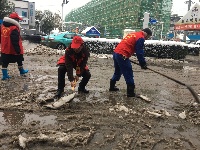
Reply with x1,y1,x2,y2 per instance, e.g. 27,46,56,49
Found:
142,28,152,36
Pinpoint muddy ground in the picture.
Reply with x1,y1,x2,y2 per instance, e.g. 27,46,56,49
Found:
0,42,200,150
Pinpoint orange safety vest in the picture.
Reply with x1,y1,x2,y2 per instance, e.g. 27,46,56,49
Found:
57,50,89,70
114,31,145,58
1,25,24,55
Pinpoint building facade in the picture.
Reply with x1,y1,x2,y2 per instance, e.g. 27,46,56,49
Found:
170,14,183,32
65,0,172,39
9,0,35,29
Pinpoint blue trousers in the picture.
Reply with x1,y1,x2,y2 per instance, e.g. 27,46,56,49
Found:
111,52,134,85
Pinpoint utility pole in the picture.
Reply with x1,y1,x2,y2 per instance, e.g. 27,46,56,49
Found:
62,0,69,31
184,0,195,11
183,0,195,42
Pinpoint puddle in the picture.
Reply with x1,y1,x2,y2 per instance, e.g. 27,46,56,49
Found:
0,111,57,132
158,122,200,148
2,82,29,92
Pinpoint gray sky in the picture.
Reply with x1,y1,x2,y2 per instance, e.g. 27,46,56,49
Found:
32,0,91,16
172,0,200,16
31,0,200,17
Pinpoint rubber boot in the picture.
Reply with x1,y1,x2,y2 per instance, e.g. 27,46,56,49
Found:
127,84,135,97
109,79,119,91
78,79,89,93
18,66,29,75
78,70,91,94
78,87,89,93
54,89,64,99
1,69,11,80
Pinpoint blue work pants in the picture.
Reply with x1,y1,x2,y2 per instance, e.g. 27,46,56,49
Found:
111,52,134,85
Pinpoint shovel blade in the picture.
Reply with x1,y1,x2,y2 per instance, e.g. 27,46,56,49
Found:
43,93,76,109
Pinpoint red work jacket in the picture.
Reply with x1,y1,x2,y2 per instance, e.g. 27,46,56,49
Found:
114,31,145,58
1,25,24,55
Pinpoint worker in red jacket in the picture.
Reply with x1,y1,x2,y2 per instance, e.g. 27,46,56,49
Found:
1,12,28,80
55,36,91,98
109,28,152,97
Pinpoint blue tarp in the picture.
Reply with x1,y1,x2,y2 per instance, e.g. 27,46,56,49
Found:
0,19,3,24
187,35,200,40
167,33,174,39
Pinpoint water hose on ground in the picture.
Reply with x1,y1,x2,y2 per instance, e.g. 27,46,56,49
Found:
130,60,200,104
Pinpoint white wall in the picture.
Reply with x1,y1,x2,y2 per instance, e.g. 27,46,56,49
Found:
8,0,35,29
9,0,29,8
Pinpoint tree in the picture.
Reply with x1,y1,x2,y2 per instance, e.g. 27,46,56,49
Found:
35,10,62,34
53,13,62,31
35,10,43,22
0,0,15,19
35,10,43,31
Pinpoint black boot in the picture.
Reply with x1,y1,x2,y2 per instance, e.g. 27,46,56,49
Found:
78,87,89,93
78,70,91,94
54,89,64,98
109,79,119,91
127,84,135,97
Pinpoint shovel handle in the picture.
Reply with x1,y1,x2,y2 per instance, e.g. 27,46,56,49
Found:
71,80,77,91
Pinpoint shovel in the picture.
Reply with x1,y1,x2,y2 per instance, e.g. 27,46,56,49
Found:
44,80,77,109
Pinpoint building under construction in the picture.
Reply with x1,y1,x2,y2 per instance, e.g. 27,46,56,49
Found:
65,0,172,39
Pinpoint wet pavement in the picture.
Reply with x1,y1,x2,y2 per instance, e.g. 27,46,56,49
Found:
0,42,199,149
0,111,57,132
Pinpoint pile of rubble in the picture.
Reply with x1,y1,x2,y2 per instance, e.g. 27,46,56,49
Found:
25,44,65,56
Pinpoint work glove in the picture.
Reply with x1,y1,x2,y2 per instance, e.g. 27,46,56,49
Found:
71,76,79,88
74,75,79,81
70,81,76,88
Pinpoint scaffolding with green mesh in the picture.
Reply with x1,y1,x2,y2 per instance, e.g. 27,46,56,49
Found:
65,0,172,39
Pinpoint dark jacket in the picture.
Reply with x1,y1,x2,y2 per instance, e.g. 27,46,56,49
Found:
65,44,90,82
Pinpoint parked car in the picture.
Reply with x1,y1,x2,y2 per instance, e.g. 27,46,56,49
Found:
21,29,46,43
44,32,85,50
40,31,69,46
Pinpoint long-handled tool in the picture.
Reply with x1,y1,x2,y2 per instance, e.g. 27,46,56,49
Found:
44,80,77,109
130,60,200,104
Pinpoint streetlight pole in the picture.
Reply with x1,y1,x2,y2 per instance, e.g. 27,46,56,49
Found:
160,22,164,40
62,2,64,31
62,0,69,31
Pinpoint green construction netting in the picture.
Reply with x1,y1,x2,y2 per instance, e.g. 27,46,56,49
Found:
65,0,172,39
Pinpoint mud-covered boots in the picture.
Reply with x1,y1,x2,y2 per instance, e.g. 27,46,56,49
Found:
109,79,119,91
1,69,11,80
78,87,89,93
78,78,89,93
54,89,64,99
127,84,135,97
18,66,29,75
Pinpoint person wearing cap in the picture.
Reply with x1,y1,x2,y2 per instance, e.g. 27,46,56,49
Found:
109,28,152,97
0,12,28,80
54,36,91,98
